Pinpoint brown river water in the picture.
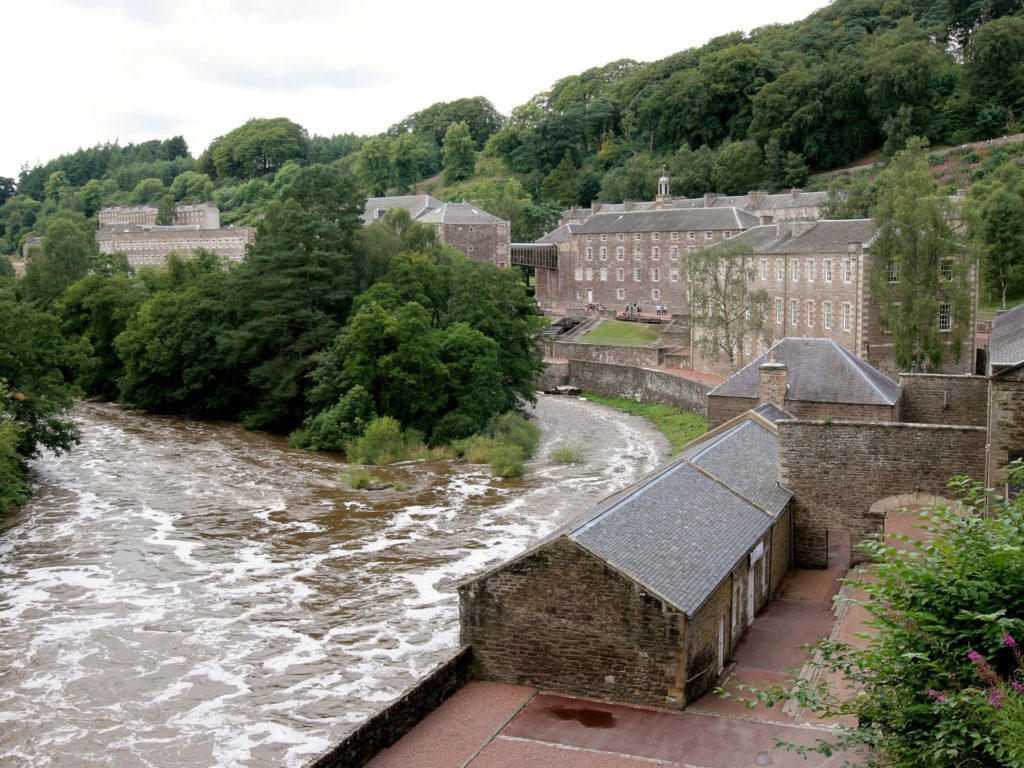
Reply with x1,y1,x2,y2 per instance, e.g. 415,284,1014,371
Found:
0,396,669,768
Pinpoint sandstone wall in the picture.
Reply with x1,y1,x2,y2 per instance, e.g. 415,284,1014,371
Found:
568,360,710,416
988,367,1024,489
552,341,664,368
460,537,686,709
707,395,896,429
897,373,988,426
779,420,987,567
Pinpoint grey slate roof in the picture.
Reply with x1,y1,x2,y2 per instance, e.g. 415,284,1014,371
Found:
560,412,790,616
536,223,575,243
362,195,443,225
417,202,506,226
989,302,1024,372
753,402,791,423
725,219,878,255
574,207,758,234
709,338,901,405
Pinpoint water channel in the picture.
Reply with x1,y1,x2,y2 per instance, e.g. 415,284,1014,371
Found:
0,397,669,767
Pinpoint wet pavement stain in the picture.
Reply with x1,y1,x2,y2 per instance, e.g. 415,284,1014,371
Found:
545,706,616,728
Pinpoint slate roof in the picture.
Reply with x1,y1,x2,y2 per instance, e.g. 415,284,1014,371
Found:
536,223,575,243
362,195,443,225
988,302,1024,373
709,338,901,406
753,402,790,423
724,219,878,254
561,412,790,616
574,207,759,234
417,202,506,226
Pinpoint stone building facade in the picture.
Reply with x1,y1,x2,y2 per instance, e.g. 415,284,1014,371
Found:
460,408,792,709
712,219,976,377
536,207,758,311
96,203,252,268
986,303,1024,494
363,195,510,268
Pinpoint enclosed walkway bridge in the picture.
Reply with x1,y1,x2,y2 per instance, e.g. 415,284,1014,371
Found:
510,243,558,270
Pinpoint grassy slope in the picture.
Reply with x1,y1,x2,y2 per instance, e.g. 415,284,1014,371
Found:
581,391,707,454
579,320,662,346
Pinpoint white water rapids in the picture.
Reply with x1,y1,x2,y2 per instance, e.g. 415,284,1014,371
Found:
0,396,669,767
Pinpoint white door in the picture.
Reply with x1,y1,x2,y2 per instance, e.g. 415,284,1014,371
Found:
587,289,593,303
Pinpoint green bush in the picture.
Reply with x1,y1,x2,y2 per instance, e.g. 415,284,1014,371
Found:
291,385,376,451
340,467,382,489
430,411,479,446
0,421,30,515
345,416,424,465
452,434,497,463
489,443,525,478
549,442,586,464
486,412,540,459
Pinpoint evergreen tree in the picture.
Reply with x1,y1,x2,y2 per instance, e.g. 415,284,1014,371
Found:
442,121,477,184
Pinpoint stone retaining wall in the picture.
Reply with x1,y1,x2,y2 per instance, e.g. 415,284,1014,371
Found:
569,360,710,416
306,647,473,768
898,373,988,426
778,420,987,567
551,340,664,368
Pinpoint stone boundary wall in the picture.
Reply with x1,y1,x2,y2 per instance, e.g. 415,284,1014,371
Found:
707,395,896,429
778,420,986,567
551,340,664,368
897,373,988,426
569,360,710,416
306,647,473,768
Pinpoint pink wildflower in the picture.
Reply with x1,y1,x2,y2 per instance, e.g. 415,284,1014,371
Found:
968,650,983,662
1004,635,1017,648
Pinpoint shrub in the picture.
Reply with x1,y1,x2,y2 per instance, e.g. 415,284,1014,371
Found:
341,467,381,489
0,421,30,515
489,443,525,478
453,434,497,463
291,385,376,452
486,412,540,459
549,442,586,464
345,416,424,465
430,411,480,446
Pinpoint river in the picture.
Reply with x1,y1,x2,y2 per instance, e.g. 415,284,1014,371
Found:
0,397,669,767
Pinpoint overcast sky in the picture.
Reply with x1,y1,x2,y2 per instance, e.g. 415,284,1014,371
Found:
4,0,831,181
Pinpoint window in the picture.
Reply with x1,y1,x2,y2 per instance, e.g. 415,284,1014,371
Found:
634,249,643,260
790,299,798,326
883,302,899,335
843,303,852,332
374,208,387,220
671,270,679,282
616,246,625,261
585,268,593,281
652,246,660,260
652,289,661,300
687,231,696,241
600,234,607,242
824,259,833,283
634,268,642,282
671,232,679,241
617,233,624,241
585,247,593,261
599,268,607,281
599,246,607,260
705,231,713,240
775,298,784,324
791,260,799,282
775,260,784,281
670,246,679,260
651,268,660,282
686,288,693,303
586,235,593,243
687,245,696,253
823,302,832,330
653,232,661,241
939,303,952,332
806,299,815,327
617,268,625,281
887,260,899,284
760,259,767,281
574,268,583,281
806,260,815,283
634,232,642,241
939,258,953,280
843,259,852,283
617,288,625,300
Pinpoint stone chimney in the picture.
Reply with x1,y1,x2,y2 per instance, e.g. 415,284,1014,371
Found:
758,353,788,410
790,187,803,199
704,192,718,207
747,190,766,207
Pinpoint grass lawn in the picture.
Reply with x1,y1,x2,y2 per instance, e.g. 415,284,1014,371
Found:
579,320,662,346
581,392,707,454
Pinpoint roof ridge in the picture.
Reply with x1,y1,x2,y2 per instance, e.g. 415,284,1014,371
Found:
830,340,900,403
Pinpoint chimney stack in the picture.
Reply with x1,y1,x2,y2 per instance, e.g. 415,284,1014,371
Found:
758,352,788,410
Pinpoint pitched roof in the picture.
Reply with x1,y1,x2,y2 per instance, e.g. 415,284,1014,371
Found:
988,302,1024,373
709,337,901,406
362,195,443,225
536,223,575,243
574,207,758,234
565,413,790,615
725,219,878,255
416,201,506,226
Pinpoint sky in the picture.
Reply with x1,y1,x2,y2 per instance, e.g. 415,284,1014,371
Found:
3,0,831,181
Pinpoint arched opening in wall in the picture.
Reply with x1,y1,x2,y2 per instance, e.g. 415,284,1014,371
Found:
871,493,954,547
